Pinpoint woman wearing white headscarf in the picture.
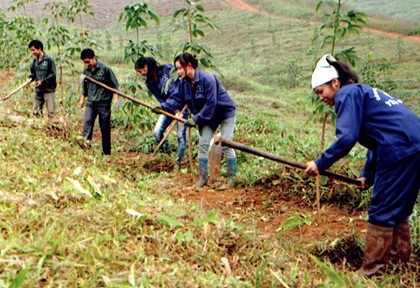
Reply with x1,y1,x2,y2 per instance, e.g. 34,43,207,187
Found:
305,54,420,277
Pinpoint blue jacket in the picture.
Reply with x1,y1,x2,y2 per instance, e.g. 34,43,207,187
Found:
146,64,177,104
161,70,235,127
315,84,420,182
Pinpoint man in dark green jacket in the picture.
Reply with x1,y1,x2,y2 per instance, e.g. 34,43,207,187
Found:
78,48,119,155
28,40,57,117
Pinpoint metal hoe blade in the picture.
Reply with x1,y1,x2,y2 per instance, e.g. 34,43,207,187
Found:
209,134,223,179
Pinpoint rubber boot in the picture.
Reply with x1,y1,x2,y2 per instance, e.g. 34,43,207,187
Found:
389,219,411,263
356,223,393,277
195,158,208,188
226,158,237,189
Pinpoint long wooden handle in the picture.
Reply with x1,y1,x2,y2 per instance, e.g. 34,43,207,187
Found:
152,104,188,156
215,136,361,185
2,79,32,101
82,75,186,123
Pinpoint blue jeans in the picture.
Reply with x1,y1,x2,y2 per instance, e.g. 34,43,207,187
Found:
198,116,236,159
154,110,188,163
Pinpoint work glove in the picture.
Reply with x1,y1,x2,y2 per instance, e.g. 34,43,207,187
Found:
151,105,162,114
185,118,196,127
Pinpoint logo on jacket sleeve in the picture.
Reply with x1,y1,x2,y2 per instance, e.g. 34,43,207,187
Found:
196,85,204,93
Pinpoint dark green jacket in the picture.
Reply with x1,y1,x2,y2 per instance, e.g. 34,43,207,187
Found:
29,53,57,93
82,61,119,107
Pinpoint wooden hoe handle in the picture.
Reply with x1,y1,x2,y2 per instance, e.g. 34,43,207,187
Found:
82,74,186,123
214,135,361,185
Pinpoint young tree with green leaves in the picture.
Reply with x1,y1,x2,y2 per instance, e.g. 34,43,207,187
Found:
115,2,160,146
0,15,38,73
310,0,367,210
7,0,39,17
173,0,220,71
0,1,39,75
311,0,367,155
43,0,95,115
118,2,159,63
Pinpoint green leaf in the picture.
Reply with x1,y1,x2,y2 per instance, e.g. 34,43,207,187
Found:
196,5,205,12
309,255,346,287
315,1,325,12
194,29,205,37
87,175,102,197
148,10,160,25
173,8,186,18
8,266,29,288
192,210,219,226
278,215,311,231
159,214,183,229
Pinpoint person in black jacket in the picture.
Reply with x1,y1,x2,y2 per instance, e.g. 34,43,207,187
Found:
27,40,57,118
78,48,119,155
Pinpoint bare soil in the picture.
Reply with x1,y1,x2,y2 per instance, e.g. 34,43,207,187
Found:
137,159,418,276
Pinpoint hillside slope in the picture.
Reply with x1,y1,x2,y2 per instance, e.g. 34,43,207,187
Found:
350,0,420,22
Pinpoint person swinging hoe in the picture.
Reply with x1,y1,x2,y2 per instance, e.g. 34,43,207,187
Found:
305,54,420,277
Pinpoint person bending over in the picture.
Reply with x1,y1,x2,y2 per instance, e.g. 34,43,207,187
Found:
156,53,237,189
135,56,188,168
305,54,420,277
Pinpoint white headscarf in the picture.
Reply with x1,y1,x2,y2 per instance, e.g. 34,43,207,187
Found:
311,54,338,89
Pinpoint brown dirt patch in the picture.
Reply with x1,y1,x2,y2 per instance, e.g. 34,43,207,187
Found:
159,167,367,242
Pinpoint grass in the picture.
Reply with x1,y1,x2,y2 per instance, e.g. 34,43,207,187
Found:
0,0,419,286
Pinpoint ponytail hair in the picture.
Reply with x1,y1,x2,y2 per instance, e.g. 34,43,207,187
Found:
174,53,199,69
326,58,359,87
135,56,158,80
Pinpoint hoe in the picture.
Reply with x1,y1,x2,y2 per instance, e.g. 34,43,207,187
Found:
80,74,187,123
1,79,32,101
81,74,361,186
80,74,195,174
209,134,361,185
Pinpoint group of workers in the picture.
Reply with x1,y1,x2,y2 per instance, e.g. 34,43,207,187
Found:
26,39,419,277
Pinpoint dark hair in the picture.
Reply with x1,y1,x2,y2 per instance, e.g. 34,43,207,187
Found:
80,48,95,60
174,53,198,69
135,56,158,80
326,58,359,87
28,40,43,51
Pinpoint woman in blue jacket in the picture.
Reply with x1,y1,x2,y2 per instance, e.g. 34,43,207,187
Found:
135,57,188,168
158,53,237,188
305,54,420,276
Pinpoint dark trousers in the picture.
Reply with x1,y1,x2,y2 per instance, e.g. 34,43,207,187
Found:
82,105,111,155
368,152,420,227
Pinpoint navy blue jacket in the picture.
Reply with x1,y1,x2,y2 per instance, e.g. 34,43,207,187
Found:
161,70,235,127
146,64,176,104
315,84,420,182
